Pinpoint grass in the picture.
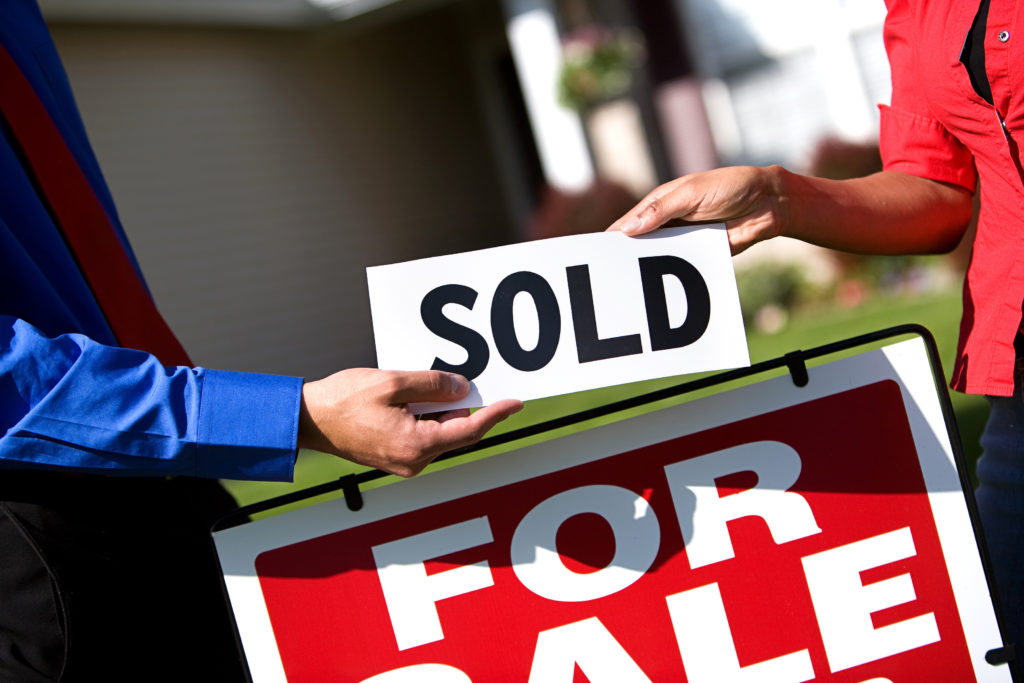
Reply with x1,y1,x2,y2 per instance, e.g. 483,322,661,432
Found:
222,285,988,510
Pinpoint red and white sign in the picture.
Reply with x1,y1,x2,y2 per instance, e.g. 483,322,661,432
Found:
214,338,1010,682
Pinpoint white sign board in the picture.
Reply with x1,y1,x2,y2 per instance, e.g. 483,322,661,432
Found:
366,225,748,411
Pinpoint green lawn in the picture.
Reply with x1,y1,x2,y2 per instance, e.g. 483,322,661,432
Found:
223,286,988,510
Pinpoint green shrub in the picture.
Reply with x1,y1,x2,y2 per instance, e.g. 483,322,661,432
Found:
736,261,809,325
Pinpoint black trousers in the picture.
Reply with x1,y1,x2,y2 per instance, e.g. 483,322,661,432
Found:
0,472,246,682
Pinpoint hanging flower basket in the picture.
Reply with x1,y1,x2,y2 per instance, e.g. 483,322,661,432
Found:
557,26,645,112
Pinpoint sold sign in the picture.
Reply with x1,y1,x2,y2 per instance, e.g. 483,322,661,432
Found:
366,226,748,411
214,339,1010,682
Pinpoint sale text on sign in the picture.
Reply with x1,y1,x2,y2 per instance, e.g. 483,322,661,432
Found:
214,339,1008,682
366,226,748,411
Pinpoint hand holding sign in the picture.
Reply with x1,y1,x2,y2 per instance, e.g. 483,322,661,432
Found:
298,368,523,477
367,225,748,412
607,166,785,255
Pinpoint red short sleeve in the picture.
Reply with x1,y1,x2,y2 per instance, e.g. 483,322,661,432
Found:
879,105,977,192
879,0,977,192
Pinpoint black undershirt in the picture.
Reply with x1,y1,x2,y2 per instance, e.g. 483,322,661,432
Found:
963,0,994,104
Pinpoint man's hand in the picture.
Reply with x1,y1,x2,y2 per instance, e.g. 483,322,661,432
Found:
297,368,523,477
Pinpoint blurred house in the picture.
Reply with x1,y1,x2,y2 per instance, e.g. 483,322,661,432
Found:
682,0,890,169
37,0,890,378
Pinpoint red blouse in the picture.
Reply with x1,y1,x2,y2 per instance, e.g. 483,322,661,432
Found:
881,0,1024,396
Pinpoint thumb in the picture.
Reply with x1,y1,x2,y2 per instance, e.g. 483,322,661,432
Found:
388,370,471,405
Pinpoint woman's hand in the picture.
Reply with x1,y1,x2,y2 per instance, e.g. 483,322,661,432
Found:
607,166,789,255
608,166,974,257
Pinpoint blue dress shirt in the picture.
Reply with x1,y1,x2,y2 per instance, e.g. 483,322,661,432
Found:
0,0,300,481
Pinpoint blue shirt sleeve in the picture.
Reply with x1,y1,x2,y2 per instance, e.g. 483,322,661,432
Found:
1,315,300,481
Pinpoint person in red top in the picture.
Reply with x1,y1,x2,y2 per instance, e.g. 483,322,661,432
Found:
609,0,1023,665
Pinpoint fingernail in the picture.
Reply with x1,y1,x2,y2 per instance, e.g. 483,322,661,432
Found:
620,215,642,235
448,374,469,394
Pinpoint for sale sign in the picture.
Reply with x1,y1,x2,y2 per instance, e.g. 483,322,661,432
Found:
214,338,1010,682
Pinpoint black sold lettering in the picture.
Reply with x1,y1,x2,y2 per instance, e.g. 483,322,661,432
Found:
566,264,642,363
420,284,490,380
638,255,711,351
421,256,710,379
490,272,560,372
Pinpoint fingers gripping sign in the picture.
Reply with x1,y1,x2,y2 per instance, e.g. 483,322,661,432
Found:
607,166,788,255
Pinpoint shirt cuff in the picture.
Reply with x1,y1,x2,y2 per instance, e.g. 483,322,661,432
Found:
195,368,302,481
879,104,978,192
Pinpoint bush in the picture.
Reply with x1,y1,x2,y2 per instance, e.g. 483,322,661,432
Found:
736,262,811,333
737,261,808,316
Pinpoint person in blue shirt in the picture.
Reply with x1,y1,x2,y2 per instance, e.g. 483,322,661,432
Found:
0,1,522,680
